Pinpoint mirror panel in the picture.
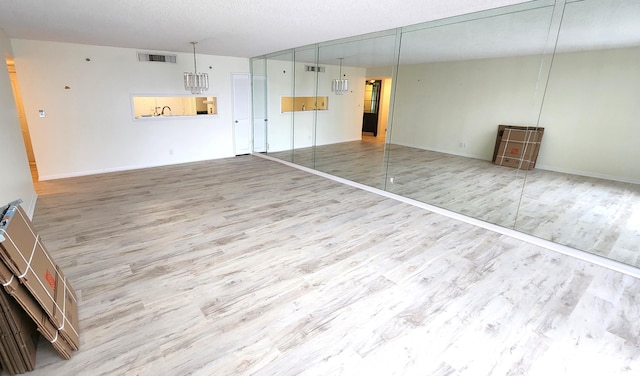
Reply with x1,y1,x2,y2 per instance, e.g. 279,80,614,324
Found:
313,32,398,189
265,50,295,162
251,57,267,153
385,5,556,227
515,0,640,265
290,47,319,169
251,0,640,270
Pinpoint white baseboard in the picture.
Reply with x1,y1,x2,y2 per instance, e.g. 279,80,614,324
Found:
25,193,38,219
535,163,640,184
37,156,234,181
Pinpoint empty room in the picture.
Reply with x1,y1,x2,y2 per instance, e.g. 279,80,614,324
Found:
0,0,639,375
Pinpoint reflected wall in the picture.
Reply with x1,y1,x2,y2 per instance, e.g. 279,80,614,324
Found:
265,51,294,159
291,47,318,169
387,4,556,227
251,0,640,268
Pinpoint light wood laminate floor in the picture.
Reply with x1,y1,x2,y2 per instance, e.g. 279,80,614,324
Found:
269,138,640,267
23,155,640,375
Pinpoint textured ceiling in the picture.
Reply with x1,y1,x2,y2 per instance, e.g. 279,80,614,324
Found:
275,0,640,68
0,0,529,57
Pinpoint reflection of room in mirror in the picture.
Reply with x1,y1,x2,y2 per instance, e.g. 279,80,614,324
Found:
516,171,640,266
256,0,640,270
280,96,329,112
272,136,640,268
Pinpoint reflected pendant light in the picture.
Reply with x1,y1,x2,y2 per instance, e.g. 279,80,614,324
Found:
331,58,349,95
184,42,209,95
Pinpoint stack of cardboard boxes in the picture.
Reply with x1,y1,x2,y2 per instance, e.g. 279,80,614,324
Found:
0,284,38,374
0,201,79,374
492,125,544,170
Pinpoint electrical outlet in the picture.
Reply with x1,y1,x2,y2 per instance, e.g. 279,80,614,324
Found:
389,177,395,183
38,110,45,118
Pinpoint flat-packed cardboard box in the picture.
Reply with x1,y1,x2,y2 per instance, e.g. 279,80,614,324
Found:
0,336,18,375
0,287,39,374
0,312,23,375
0,202,79,354
0,255,74,360
493,125,544,170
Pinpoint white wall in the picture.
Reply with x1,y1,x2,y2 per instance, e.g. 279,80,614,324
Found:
11,40,249,180
0,30,37,216
293,56,315,149
378,78,392,138
265,58,293,152
536,47,640,182
315,64,366,146
391,54,544,160
366,66,393,78
389,47,640,183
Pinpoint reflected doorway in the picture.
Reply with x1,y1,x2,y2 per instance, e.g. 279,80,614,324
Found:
6,58,38,182
362,80,381,137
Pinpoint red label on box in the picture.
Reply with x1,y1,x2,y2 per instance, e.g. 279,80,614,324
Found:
45,269,56,289
510,148,519,154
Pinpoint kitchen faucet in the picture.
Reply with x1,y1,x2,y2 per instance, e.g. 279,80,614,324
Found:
161,106,172,116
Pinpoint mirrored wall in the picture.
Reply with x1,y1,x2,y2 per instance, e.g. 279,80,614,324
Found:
251,0,640,267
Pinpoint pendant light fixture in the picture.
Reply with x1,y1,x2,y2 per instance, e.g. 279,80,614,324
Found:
184,42,209,95
331,58,349,95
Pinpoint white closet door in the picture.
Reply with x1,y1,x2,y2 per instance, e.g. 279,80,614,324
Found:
232,73,251,155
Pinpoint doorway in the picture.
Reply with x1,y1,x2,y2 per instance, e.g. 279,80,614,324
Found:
362,80,382,137
6,58,38,181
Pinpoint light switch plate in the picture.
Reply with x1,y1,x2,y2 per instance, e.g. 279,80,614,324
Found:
38,110,45,118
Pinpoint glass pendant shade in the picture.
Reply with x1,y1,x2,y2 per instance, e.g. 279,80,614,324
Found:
184,42,209,95
332,58,349,95
331,79,349,95
184,72,209,95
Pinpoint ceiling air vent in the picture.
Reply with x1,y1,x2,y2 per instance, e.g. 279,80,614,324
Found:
137,52,177,63
305,65,325,73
